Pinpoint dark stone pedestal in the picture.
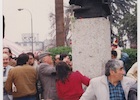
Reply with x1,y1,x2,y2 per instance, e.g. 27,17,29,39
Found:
69,0,111,18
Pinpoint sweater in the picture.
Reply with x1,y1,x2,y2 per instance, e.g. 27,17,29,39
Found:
56,71,90,100
5,64,37,98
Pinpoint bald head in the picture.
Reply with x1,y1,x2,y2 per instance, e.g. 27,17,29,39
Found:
3,53,10,67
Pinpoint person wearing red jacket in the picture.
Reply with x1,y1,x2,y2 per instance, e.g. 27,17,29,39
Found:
56,61,90,100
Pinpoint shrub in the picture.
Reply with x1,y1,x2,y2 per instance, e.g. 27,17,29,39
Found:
48,46,72,60
122,49,137,72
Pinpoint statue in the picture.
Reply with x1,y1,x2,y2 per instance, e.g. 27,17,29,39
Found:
69,0,111,19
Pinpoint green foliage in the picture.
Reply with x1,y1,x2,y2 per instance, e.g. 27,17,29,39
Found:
122,49,137,72
111,1,137,47
48,46,72,59
111,0,136,26
119,5,137,46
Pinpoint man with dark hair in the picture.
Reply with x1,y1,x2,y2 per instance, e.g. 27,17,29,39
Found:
60,53,72,70
111,50,117,59
3,47,13,59
3,47,17,66
60,53,67,61
111,42,122,60
27,52,38,70
5,53,37,100
16,53,29,66
27,52,35,66
80,59,136,100
54,54,60,65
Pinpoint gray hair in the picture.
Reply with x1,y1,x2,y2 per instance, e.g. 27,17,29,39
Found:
105,59,124,76
38,52,51,63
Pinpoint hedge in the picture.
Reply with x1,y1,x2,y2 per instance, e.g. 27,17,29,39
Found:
122,48,137,72
48,46,72,60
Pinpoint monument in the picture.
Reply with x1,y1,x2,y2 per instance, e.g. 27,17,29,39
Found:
69,0,111,18
70,0,112,78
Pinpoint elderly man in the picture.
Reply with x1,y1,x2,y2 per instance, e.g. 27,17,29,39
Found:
3,53,13,100
80,59,136,100
38,52,58,100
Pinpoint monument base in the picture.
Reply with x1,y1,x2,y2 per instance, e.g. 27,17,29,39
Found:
72,17,111,78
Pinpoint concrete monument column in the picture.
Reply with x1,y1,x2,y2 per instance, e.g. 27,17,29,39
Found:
72,17,111,78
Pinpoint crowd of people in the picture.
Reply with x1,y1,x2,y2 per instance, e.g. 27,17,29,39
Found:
3,46,137,100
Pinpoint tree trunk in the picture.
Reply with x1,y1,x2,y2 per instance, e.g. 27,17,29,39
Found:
55,0,65,46
64,15,71,46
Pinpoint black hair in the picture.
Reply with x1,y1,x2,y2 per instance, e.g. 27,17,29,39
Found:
111,50,117,57
34,55,39,61
3,47,12,54
16,53,29,66
3,47,12,58
56,61,71,83
27,52,35,58
60,53,68,60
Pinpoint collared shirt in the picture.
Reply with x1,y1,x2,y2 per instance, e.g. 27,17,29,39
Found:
108,81,126,100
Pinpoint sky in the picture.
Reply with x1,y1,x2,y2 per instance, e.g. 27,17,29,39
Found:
3,0,69,42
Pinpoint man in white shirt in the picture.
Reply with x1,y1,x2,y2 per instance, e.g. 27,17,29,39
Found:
3,53,13,100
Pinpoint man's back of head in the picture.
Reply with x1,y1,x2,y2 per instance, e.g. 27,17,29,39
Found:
16,53,29,66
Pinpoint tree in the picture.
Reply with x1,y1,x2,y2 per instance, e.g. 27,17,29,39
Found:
63,0,137,47
55,0,65,46
110,0,136,26
48,12,72,46
110,0,137,48
49,3,73,46
119,5,137,48
51,1,137,47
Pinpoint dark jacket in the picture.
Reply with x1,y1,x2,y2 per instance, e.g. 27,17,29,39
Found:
128,82,137,100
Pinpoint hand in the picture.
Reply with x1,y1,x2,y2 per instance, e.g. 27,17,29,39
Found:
12,83,17,92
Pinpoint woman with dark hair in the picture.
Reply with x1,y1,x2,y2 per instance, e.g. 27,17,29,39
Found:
56,61,90,100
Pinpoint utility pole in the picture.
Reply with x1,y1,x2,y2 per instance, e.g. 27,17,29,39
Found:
55,0,65,46
18,8,34,53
